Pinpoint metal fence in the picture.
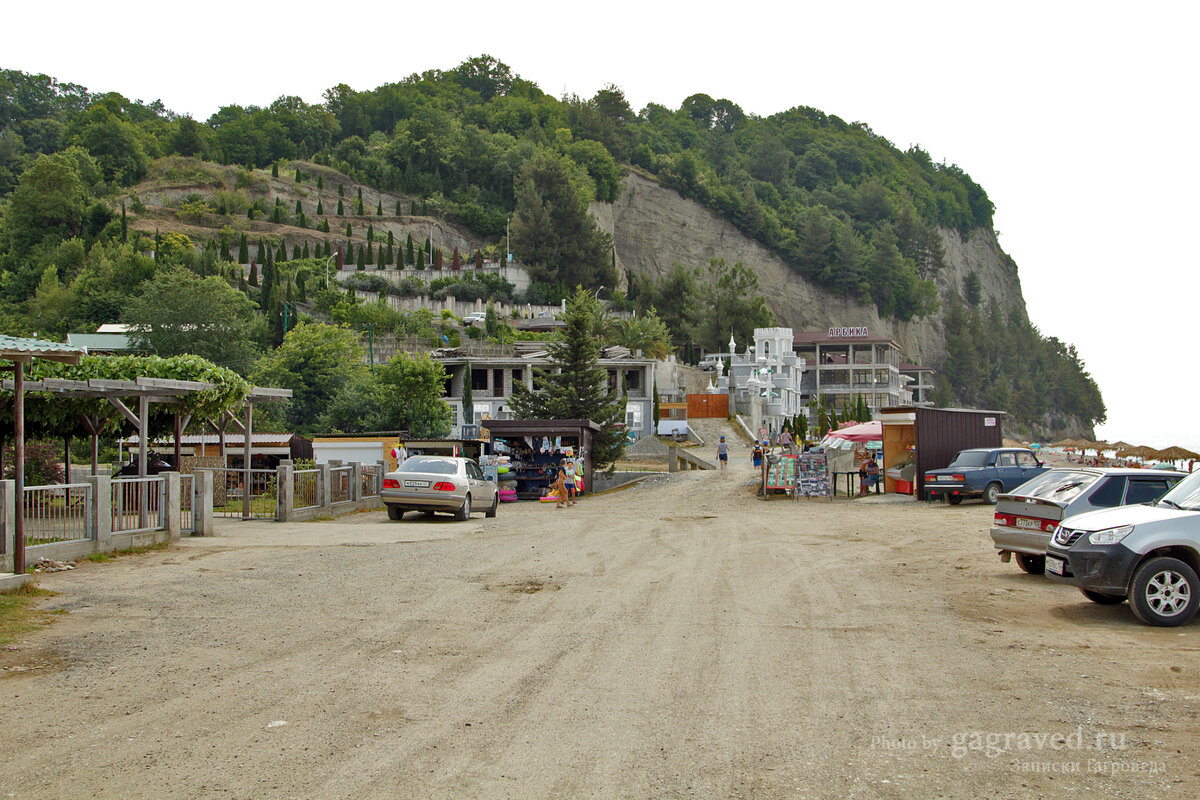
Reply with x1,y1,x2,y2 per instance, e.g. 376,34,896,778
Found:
198,468,277,519
111,476,165,534
360,465,382,498
179,473,195,534
24,483,92,546
330,465,354,504
293,468,321,511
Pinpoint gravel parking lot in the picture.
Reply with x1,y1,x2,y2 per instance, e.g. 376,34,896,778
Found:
2,443,1198,799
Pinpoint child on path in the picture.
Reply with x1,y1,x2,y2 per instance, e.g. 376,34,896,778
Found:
717,436,729,470
554,466,568,508
562,459,577,506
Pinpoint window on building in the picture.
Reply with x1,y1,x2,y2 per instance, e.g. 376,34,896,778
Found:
624,369,641,391
626,404,643,430
471,369,489,391
492,368,504,396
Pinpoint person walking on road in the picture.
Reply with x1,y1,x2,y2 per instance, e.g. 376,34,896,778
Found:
779,428,793,454
717,436,729,470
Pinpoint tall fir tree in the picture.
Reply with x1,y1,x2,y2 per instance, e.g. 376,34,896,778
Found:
376,200,383,216
302,241,310,259
337,198,344,215
356,244,366,270
238,233,248,263
507,287,627,470
295,199,302,214
367,223,374,243
277,241,287,263
317,174,324,190
395,199,402,215
338,183,344,196
271,162,279,178
316,199,324,215
365,242,374,266
345,222,352,237
406,234,414,265
416,248,425,269
292,243,301,260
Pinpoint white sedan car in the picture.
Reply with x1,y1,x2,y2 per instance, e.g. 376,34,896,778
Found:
382,456,498,521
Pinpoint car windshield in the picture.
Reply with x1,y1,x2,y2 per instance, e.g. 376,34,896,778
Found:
1007,470,1096,502
397,457,457,475
948,451,990,467
1156,471,1200,510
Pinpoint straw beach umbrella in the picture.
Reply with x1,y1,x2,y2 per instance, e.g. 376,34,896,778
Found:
1116,445,1160,460
1153,446,1200,462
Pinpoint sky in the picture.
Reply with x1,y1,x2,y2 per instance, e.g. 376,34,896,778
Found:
7,1,1198,451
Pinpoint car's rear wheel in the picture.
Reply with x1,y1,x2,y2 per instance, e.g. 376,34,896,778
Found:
1016,553,1045,574
386,506,404,521
454,494,472,521
946,495,963,505
1080,588,1125,605
485,492,499,518
984,482,1002,505
1129,557,1199,626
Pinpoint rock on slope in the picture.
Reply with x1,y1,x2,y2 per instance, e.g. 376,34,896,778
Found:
593,172,1027,370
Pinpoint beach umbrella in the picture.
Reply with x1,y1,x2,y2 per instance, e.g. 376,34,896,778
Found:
824,420,882,443
1153,446,1200,461
1108,440,1135,452
1116,446,1159,460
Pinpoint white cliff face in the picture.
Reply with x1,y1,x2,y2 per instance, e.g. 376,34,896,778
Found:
593,172,1027,371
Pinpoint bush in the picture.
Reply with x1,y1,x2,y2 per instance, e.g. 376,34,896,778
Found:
1,442,66,485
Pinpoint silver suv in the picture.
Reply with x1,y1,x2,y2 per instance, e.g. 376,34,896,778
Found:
1045,469,1200,626
991,467,1184,574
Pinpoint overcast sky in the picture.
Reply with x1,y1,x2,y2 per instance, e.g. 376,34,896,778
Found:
8,1,1197,450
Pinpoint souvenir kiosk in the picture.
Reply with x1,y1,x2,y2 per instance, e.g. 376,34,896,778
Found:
879,406,1005,497
482,419,602,500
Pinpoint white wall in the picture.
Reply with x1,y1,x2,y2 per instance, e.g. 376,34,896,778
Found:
312,441,385,466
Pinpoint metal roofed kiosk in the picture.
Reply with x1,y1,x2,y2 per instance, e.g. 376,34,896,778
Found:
1,335,85,575
879,406,1005,498
482,419,602,499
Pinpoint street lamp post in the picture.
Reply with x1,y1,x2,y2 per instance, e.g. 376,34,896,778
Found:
324,251,338,289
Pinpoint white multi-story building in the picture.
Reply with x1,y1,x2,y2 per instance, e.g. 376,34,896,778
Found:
720,327,807,436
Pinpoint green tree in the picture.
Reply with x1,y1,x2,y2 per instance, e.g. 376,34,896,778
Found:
337,198,344,215
125,268,263,373
462,361,474,426
510,151,615,291
237,233,249,263
508,286,627,470
251,323,367,433
694,258,773,353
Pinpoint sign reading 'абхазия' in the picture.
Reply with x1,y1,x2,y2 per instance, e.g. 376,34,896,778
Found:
827,327,869,338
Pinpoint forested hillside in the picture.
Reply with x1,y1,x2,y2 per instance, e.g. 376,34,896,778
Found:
0,57,1105,432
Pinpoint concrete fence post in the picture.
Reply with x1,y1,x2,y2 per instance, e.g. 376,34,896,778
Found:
164,472,181,541
319,463,332,510
276,463,294,522
194,470,214,536
1,480,14,572
350,462,362,502
87,474,112,551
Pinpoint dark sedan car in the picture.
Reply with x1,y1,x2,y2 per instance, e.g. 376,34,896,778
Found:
990,467,1185,573
925,447,1048,505
381,456,498,521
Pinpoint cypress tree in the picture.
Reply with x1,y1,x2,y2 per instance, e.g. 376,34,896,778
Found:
425,236,431,253
249,260,259,286
320,218,329,233
451,246,460,270
238,233,248,263
295,199,302,214
386,243,394,265
421,199,428,215
302,241,310,259
434,248,443,269
255,239,264,263
277,241,287,263
316,199,324,215
272,204,283,224
367,223,374,243
297,211,307,228
292,243,301,260
474,249,483,269
356,197,364,215
416,248,425,269
338,184,344,196
120,201,127,242
238,268,246,292
294,168,301,182
386,230,394,247
323,240,331,257
365,243,374,266
345,222,352,237
376,200,383,216
395,199,402,215
317,174,324,190
297,272,307,302
271,162,279,178
406,234,414,265
337,198,344,215
357,187,363,202
220,237,231,261
356,245,365,270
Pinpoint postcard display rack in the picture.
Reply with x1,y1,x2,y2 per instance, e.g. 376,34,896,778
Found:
797,451,832,498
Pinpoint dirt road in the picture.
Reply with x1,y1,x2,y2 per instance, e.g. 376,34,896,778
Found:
3,437,1198,799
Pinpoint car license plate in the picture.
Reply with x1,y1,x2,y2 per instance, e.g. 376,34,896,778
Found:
1045,557,1064,575
403,480,429,488
1015,517,1043,530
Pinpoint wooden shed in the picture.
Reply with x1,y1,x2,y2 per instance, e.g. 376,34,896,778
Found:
482,419,602,499
879,407,1005,497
